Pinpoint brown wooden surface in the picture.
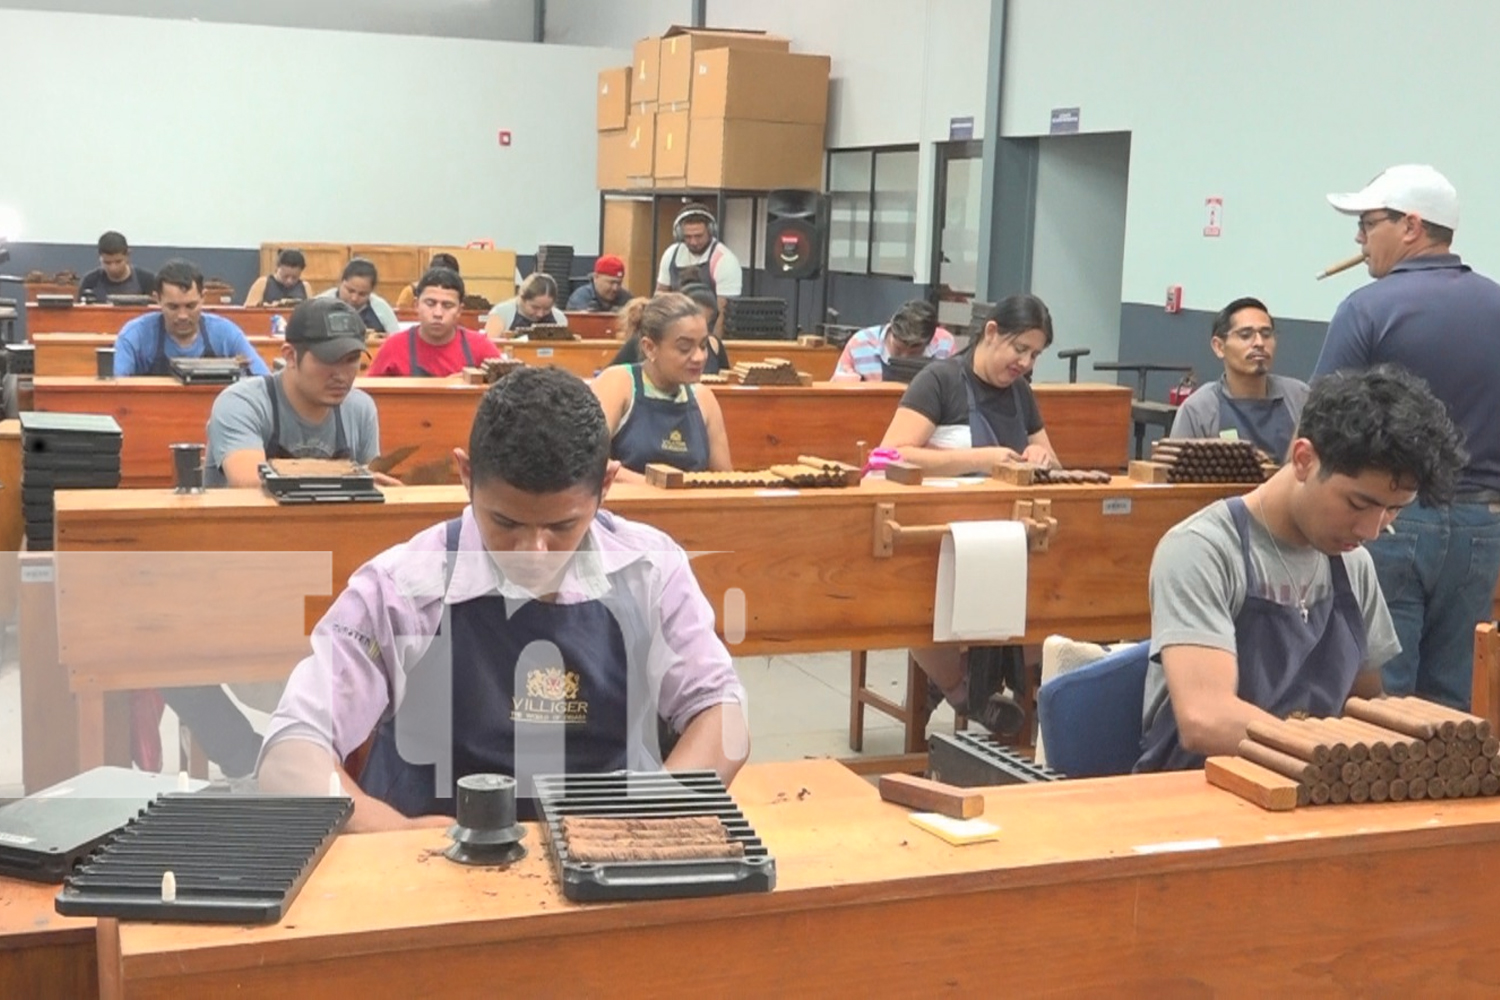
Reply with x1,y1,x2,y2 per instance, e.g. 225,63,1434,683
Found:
25,304,483,337
0,420,19,554
0,877,97,1000
85,758,1500,997
29,377,1130,489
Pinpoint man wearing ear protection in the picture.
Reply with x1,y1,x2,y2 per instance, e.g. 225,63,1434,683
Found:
655,203,742,335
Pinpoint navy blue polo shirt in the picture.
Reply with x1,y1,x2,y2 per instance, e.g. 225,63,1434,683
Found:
1314,253,1500,495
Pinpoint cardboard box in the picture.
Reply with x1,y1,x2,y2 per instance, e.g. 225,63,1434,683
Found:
348,244,422,307
597,128,630,190
597,67,630,131
653,110,691,184
687,118,825,191
623,112,657,187
420,246,517,304
658,26,790,106
631,36,660,105
259,242,349,292
691,50,831,125
601,198,655,298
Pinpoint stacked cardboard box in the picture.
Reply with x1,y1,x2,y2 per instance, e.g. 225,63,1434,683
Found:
597,27,830,193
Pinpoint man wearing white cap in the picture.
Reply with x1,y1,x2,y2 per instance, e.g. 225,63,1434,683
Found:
1313,164,1500,711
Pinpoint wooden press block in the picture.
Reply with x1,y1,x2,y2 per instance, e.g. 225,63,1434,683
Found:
992,461,1037,486
880,773,984,819
643,463,684,488
1205,756,1300,812
1128,460,1172,484
883,460,923,486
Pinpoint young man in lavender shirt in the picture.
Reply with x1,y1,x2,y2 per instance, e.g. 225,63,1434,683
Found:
257,367,749,831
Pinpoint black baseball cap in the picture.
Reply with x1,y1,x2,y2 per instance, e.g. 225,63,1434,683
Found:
286,298,368,363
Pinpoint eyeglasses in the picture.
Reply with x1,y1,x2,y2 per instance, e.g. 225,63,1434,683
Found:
1228,326,1275,342
1357,212,1405,235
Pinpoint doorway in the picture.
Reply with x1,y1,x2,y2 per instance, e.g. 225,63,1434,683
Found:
929,139,984,334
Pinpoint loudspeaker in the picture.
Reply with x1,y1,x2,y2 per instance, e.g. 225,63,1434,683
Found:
765,190,828,281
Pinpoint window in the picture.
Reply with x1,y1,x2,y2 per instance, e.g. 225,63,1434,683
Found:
826,146,919,278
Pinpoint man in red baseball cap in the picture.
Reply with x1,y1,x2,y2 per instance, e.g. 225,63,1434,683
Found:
567,253,633,312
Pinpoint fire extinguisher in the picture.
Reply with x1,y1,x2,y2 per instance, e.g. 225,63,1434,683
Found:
1168,371,1196,406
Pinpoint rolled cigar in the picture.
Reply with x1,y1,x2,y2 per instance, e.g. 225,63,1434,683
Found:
1392,696,1488,740
561,815,726,836
1309,782,1332,805
1481,737,1498,759
567,842,745,863
1359,760,1381,783
1397,760,1418,782
1482,774,1500,797
1314,719,1370,763
1349,779,1371,803
1460,737,1483,760
1379,760,1399,783
1344,697,1437,739
1287,719,1350,764
1340,761,1363,785
1246,720,1330,765
1426,737,1447,760
1408,737,1427,761
1236,739,1321,783
1445,776,1465,798
1389,778,1409,802
1334,716,1411,761
1315,252,1367,280
1462,774,1481,798
1329,781,1350,804
1408,776,1427,800
1369,778,1389,803
1318,762,1342,784
1296,783,1311,808
1473,756,1491,778
1419,758,1438,780
567,832,729,848
1388,697,1459,740
1491,756,1500,777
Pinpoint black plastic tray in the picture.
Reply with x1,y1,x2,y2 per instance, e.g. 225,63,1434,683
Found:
534,770,774,903
56,794,352,924
927,731,1065,787
259,462,383,505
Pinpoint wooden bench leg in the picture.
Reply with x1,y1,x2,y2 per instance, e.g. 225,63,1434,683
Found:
76,690,105,771
904,655,932,755
848,651,867,752
181,726,211,780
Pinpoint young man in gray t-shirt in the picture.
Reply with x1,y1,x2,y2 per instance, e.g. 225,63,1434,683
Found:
1138,366,1467,771
206,297,388,488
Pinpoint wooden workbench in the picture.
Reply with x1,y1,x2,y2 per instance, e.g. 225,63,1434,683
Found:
13,758,1490,997
29,377,1132,488
0,877,96,999
24,303,483,337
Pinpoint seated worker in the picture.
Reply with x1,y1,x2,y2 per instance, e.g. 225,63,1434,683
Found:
76,230,156,302
255,367,750,830
608,284,730,375
566,254,632,312
315,257,400,333
243,248,312,306
367,266,499,377
205,297,388,488
1136,365,1465,771
1168,296,1310,461
878,293,1059,475
395,253,459,310
113,259,270,377
830,299,957,382
484,273,568,337
591,293,733,481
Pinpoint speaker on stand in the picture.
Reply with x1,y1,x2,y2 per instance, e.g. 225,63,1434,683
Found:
765,190,829,338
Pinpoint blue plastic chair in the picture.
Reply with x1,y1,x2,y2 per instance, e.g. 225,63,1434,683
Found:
1037,641,1151,778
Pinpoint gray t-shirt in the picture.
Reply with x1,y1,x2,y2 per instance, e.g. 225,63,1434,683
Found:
1169,375,1310,446
205,373,381,487
1143,499,1400,729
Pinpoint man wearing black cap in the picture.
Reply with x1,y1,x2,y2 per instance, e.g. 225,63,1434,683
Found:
206,297,386,487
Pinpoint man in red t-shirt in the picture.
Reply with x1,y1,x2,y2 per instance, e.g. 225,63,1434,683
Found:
367,267,500,377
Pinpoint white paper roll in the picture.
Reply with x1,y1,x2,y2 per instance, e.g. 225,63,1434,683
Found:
932,520,1028,641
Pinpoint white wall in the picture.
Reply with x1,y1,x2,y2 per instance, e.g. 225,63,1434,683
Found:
1003,0,1500,321
544,0,692,47
1028,133,1131,382
0,0,537,40
0,9,626,251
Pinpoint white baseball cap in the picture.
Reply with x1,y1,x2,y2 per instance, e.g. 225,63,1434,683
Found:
1327,164,1459,230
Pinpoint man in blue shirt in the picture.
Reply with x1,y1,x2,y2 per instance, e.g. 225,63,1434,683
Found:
113,259,269,377
1314,164,1500,710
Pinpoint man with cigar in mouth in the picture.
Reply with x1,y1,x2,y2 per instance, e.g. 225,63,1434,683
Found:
1313,164,1500,712
1169,296,1308,461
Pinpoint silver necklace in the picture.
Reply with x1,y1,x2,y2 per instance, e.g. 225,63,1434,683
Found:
1256,495,1315,623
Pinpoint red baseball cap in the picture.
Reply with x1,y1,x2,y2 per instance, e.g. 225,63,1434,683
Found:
594,254,625,278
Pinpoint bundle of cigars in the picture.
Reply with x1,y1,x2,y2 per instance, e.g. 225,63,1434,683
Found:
724,358,810,386
559,815,744,863
1207,696,1498,811
463,357,527,384
645,456,860,489
1146,438,1266,483
1034,468,1112,485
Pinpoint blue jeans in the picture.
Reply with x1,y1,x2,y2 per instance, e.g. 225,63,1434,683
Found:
1366,502,1500,709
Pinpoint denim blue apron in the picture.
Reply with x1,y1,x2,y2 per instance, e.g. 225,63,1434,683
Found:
1218,381,1296,461
262,375,349,461
610,364,710,473
358,518,649,818
1136,497,1367,771
960,364,1029,452
148,315,219,375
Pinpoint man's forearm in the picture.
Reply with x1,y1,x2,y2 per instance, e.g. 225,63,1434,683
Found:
1181,696,1280,758
664,703,750,786
258,737,448,834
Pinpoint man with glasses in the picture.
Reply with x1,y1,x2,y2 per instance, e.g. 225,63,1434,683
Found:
1169,296,1306,460
1313,164,1500,712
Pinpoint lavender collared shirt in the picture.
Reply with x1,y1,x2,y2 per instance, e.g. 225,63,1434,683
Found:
259,506,745,770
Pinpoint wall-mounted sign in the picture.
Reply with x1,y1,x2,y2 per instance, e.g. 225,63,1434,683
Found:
1049,107,1080,134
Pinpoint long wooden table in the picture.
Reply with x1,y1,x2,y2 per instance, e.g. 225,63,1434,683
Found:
24,303,483,337
3,758,1492,997
29,377,1132,488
